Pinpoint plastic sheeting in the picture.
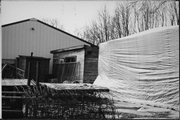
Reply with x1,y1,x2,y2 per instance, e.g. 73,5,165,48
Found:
94,26,179,110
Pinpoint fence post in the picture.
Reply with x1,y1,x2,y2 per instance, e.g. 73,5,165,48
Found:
27,52,33,86
36,61,40,87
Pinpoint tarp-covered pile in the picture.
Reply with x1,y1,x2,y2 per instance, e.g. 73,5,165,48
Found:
94,26,179,110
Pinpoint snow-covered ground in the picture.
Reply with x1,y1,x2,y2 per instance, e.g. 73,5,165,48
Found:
100,90,179,119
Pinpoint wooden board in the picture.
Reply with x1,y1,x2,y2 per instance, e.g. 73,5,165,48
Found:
40,82,109,92
2,79,35,86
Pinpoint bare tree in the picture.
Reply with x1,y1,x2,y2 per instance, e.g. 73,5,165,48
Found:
85,22,101,45
132,0,171,32
98,6,112,42
81,0,179,45
81,22,100,45
109,17,117,40
41,18,64,30
114,2,131,37
114,10,122,38
168,1,179,25
82,6,113,45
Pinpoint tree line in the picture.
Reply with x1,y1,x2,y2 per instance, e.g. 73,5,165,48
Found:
79,0,179,45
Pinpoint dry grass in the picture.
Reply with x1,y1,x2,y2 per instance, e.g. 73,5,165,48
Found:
22,84,120,119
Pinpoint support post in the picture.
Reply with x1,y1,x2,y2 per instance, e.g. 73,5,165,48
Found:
36,61,40,87
27,52,33,86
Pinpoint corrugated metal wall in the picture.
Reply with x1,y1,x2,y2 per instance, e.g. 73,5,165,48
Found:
2,20,90,73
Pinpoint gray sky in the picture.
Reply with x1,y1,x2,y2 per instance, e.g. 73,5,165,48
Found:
1,0,118,34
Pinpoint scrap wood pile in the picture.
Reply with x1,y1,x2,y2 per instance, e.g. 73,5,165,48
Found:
21,83,120,119
2,63,25,79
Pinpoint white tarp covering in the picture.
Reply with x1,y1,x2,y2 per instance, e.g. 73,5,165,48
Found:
94,26,179,110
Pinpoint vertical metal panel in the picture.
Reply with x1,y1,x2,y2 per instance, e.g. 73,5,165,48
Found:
2,20,90,73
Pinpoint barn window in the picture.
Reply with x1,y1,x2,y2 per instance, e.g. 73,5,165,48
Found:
64,56,77,63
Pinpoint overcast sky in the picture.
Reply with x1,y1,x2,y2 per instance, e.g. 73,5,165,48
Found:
1,0,118,34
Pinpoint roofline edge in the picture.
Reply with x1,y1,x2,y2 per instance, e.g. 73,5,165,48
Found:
2,18,97,47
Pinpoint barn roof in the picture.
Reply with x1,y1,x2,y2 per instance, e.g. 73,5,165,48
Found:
2,18,97,47
18,55,51,60
50,45,85,54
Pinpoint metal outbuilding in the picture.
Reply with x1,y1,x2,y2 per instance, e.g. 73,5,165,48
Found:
2,18,96,73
